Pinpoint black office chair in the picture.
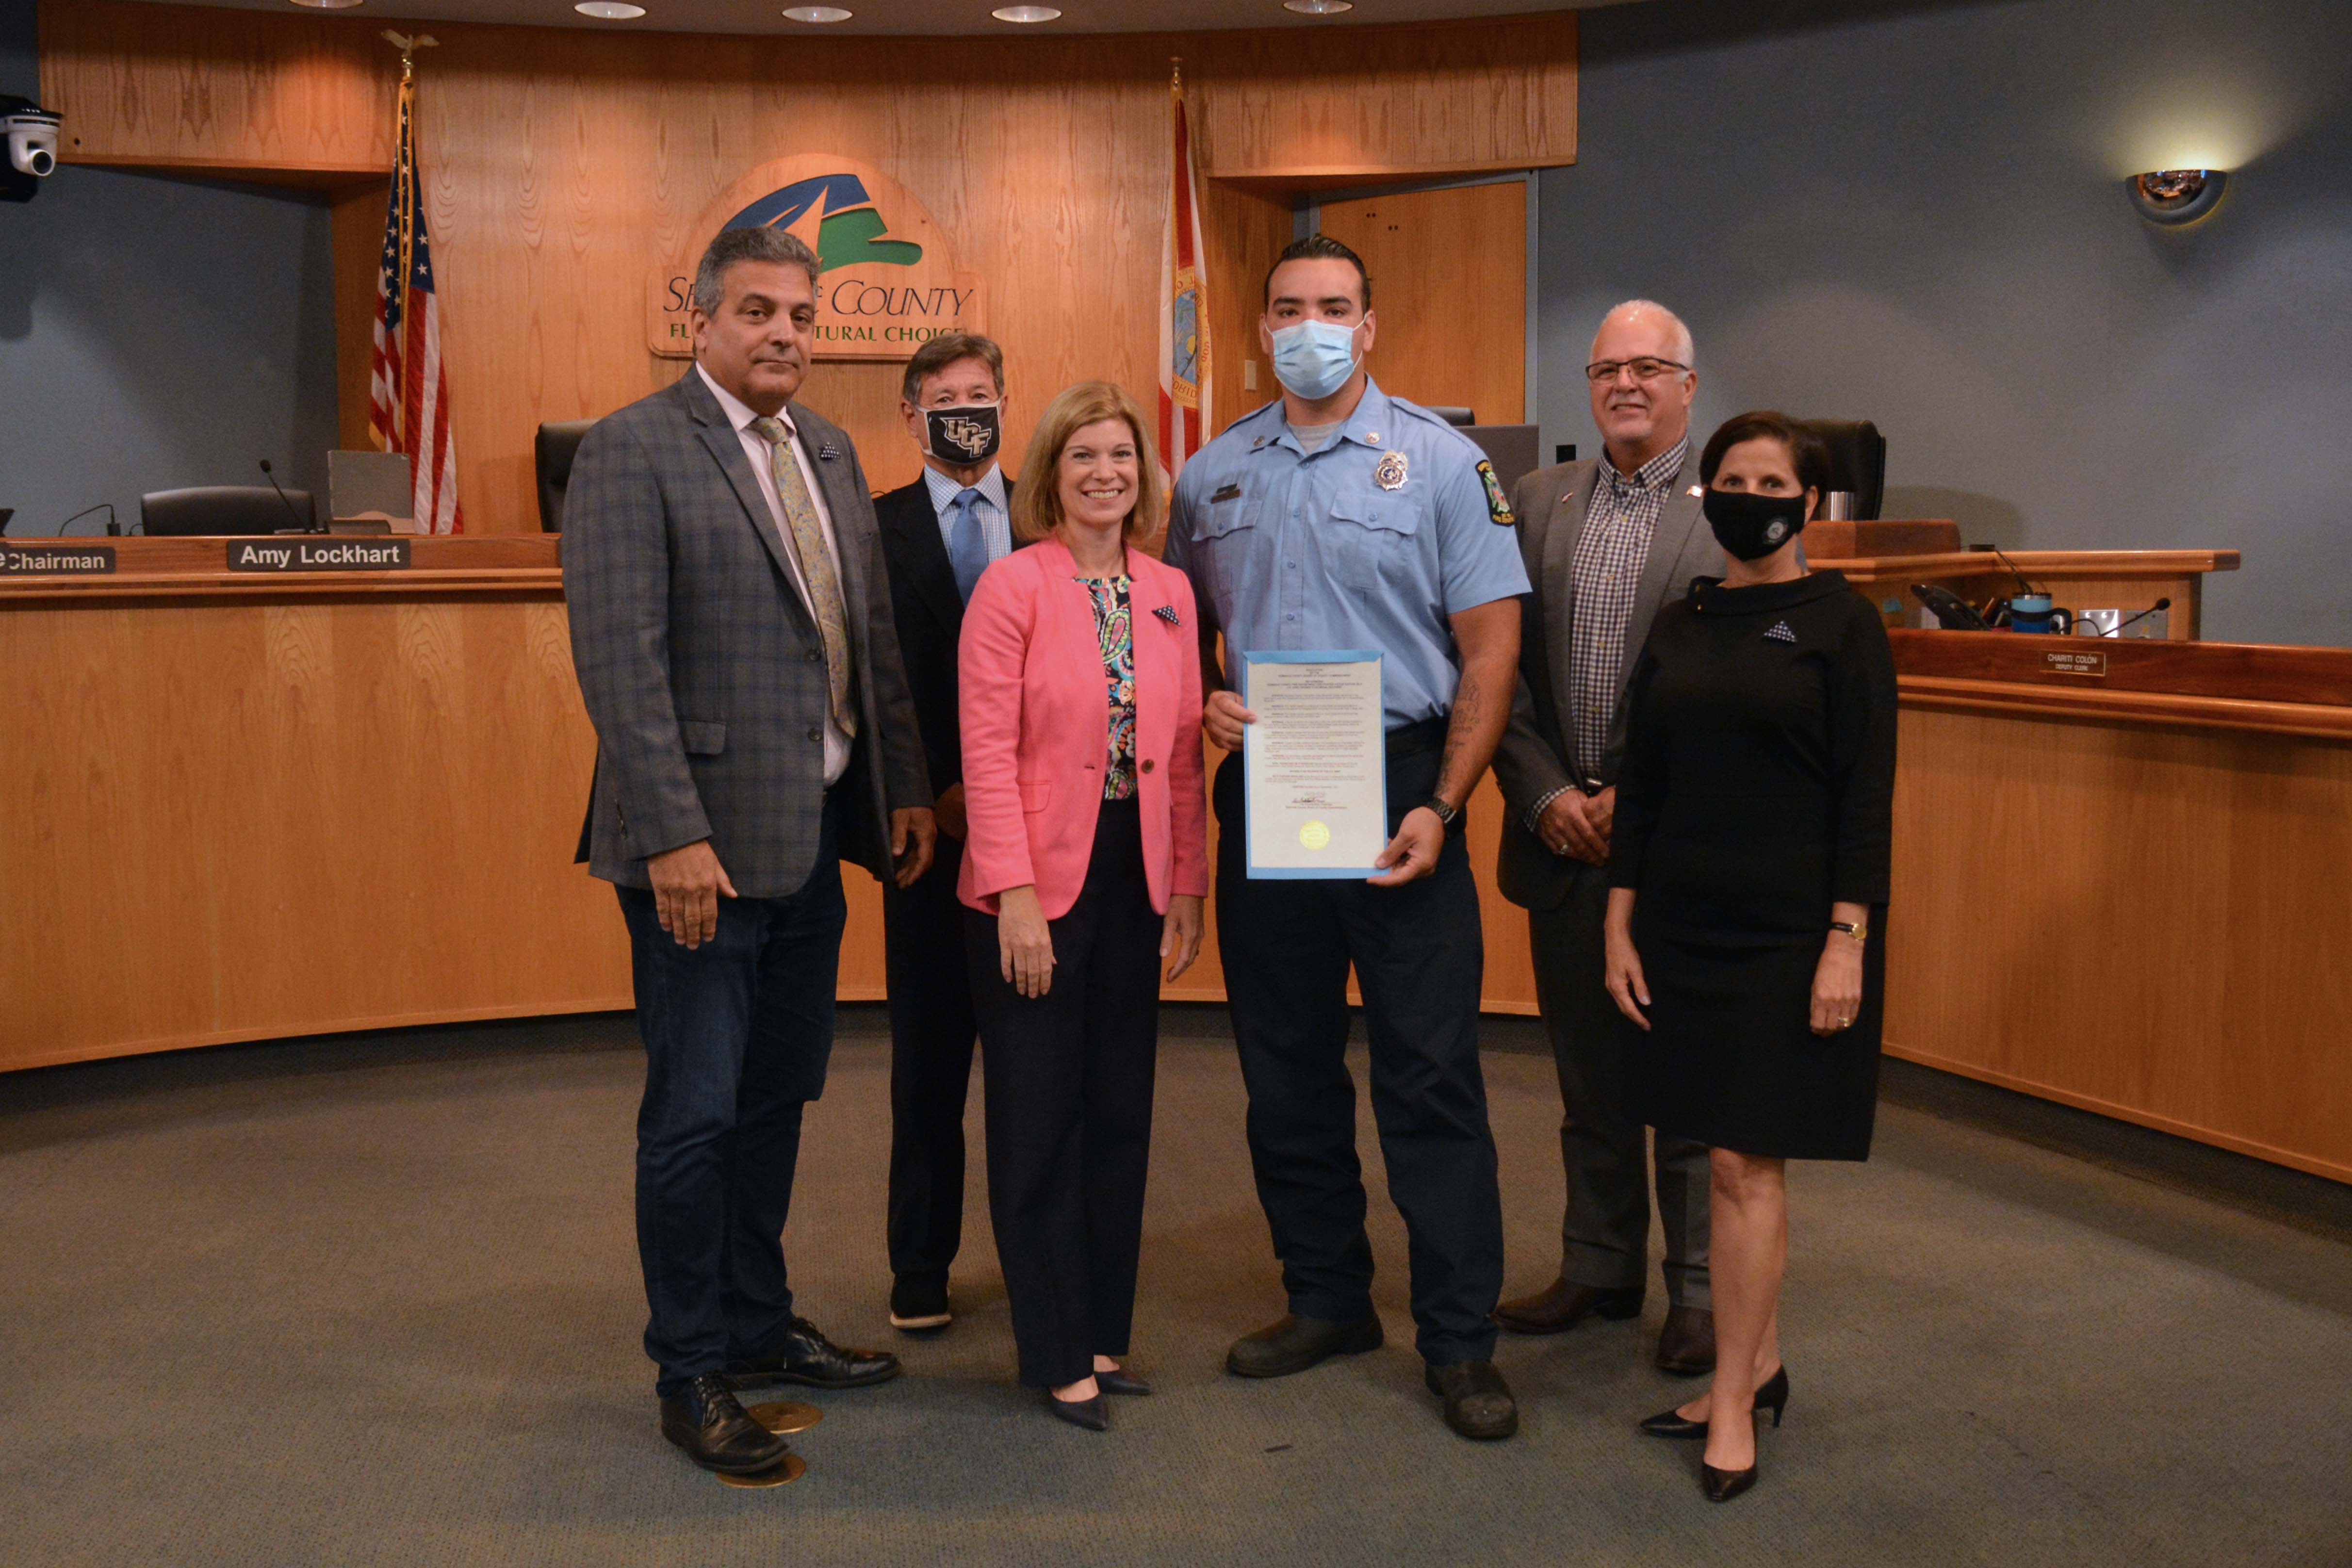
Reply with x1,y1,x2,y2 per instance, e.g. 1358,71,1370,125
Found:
1424,406,1476,428
1797,419,1887,520
141,487,314,536
536,420,596,533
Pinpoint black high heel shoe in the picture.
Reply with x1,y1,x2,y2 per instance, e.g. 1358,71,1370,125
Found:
1638,1366,1789,1440
1702,1460,1757,1503
1045,1389,1110,1431
1095,1367,1152,1397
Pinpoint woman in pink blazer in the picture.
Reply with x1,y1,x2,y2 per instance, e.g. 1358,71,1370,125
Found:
957,380,1209,1430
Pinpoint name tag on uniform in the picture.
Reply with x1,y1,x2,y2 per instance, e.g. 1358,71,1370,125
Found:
1210,483,1242,504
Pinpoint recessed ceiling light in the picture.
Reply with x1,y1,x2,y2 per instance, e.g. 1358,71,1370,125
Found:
1283,0,1354,12
288,0,366,9
783,4,852,17
991,5,1062,20
574,1,647,16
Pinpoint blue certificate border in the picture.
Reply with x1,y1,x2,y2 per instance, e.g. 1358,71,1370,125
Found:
1240,650,1388,880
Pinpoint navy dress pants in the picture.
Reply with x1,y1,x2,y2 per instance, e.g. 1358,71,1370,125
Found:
882,833,980,1285
1212,743,1504,1368
966,798,1161,1389
616,791,847,1398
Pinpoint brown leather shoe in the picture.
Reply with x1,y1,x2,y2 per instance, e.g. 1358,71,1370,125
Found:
1654,1304,1716,1376
1493,1278,1644,1335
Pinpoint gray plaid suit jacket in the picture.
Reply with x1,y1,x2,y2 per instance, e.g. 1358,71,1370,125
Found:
563,369,931,899
1490,453,1719,913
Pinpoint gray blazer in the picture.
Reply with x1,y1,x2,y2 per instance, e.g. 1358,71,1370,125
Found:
563,370,931,899
1490,452,1720,913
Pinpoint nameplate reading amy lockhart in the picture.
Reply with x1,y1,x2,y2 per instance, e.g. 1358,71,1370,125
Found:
226,539,412,572
0,543,117,575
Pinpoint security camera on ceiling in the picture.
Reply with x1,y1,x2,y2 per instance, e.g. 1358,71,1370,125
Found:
2,95,64,204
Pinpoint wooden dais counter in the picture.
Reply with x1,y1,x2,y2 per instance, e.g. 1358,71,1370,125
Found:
0,535,635,1072
1882,629,2352,1182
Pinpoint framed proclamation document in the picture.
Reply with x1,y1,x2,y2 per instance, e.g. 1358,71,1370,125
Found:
1239,651,1388,879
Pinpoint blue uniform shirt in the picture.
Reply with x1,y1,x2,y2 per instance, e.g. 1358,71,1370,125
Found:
1165,379,1530,730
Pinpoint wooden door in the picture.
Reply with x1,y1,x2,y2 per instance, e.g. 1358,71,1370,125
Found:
1320,182,1526,425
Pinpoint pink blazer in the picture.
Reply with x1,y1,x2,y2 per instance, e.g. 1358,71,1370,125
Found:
957,537,1209,920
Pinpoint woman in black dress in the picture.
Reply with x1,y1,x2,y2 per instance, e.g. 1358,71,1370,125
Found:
1602,411,1896,1503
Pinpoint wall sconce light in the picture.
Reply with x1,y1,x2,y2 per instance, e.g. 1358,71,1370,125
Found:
2126,169,2227,226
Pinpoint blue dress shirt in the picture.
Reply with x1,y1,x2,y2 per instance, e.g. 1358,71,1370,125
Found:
1164,380,1529,729
923,463,1013,567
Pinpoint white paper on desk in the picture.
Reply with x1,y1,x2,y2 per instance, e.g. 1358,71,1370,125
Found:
1241,651,1387,879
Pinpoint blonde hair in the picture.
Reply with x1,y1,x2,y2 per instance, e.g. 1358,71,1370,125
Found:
1011,381,1166,546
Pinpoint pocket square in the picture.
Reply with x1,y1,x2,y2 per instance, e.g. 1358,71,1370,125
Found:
1153,604,1182,627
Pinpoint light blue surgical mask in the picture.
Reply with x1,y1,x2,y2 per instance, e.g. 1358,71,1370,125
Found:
1269,318,1362,401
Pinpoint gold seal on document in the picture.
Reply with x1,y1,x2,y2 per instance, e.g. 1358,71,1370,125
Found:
1374,450,1409,490
1299,820,1332,850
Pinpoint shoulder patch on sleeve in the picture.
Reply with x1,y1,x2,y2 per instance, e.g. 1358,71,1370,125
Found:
1476,460,1516,525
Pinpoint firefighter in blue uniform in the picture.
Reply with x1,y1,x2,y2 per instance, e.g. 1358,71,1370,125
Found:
1164,235,1529,1440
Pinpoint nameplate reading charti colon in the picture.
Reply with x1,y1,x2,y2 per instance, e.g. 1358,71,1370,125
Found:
0,544,117,575
2042,650,2108,678
226,539,411,572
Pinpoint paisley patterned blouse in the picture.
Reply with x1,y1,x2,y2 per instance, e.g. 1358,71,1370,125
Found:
1076,573,1138,800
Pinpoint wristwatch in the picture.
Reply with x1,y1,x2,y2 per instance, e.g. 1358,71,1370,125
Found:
1422,796,1461,829
1829,917,1870,943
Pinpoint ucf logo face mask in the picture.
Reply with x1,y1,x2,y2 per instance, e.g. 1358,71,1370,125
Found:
924,404,1002,466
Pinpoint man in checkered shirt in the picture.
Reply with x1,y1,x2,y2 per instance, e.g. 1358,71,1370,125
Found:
1488,301,1727,1377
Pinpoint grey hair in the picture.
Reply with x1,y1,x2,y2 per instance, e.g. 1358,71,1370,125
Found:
1592,298,1696,372
692,226,821,315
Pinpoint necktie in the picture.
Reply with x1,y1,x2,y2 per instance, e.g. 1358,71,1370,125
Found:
748,416,856,738
946,488,988,603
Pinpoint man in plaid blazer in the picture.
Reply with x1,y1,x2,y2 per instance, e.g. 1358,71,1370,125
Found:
564,225,934,1477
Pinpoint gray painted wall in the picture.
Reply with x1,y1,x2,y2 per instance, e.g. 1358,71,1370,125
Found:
1540,0,2352,647
0,0,340,539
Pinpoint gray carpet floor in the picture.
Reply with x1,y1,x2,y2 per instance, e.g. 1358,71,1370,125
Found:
3,1005,2349,1567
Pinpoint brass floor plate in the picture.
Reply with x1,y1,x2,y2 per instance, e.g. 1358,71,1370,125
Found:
716,1452,806,1488
745,1401,823,1435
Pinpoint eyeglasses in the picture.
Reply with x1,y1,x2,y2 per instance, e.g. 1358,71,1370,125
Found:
1584,357,1691,385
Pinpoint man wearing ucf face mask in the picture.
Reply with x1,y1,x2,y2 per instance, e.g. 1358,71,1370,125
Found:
1164,234,1530,1440
872,332,1017,1334
1490,299,1723,1378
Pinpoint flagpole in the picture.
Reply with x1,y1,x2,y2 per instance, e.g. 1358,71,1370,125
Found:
380,33,437,327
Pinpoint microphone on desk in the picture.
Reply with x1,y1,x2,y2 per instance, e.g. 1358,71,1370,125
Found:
2099,597,2172,637
258,458,317,533
55,502,120,537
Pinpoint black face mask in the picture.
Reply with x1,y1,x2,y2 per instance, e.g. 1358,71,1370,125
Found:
1702,488,1809,561
924,404,1002,467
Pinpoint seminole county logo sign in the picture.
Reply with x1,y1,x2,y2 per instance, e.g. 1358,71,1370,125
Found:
647,154,986,362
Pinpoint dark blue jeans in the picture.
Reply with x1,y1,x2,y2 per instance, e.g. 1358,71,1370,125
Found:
617,797,847,1397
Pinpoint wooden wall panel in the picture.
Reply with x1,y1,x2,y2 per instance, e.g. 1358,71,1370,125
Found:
1192,14,1577,184
39,0,397,177
1322,181,1527,423
330,183,386,453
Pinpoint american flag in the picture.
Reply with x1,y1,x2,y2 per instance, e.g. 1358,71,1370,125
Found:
367,71,462,534
1157,64,1210,485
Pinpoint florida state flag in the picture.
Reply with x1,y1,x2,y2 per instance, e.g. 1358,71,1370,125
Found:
1157,63,1211,484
